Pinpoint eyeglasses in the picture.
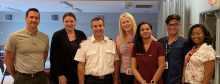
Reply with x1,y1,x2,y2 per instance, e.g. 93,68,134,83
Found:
190,32,203,36
167,23,179,28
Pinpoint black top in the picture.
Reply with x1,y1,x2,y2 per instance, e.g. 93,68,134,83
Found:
70,39,79,60
50,28,87,84
158,36,189,84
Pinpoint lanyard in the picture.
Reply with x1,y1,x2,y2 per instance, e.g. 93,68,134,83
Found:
126,36,133,55
126,36,133,68
165,36,179,61
166,36,179,54
185,45,201,64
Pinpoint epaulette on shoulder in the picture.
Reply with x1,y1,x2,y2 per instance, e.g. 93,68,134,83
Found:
80,40,85,43
81,37,92,43
80,38,88,43
108,38,115,42
78,38,88,49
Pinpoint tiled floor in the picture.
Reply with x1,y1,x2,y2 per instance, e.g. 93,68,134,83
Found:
0,61,50,84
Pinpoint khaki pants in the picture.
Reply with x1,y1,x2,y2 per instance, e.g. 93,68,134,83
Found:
14,71,47,84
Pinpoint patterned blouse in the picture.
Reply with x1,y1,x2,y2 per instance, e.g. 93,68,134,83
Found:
120,40,133,75
184,43,216,83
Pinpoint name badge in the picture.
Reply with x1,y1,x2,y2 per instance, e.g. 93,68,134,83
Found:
136,53,144,55
127,68,132,75
165,62,168,69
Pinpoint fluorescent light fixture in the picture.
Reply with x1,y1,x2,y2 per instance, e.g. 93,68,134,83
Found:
59,1,73,8
75,8,81,12
123,2,130,9
4,7,21,12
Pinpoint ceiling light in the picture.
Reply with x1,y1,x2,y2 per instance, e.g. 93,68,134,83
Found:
59,1,73,8
75,8,81,12
4,7,21,12
123,2,130,9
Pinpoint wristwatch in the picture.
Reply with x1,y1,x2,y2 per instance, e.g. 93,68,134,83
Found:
151,80,155,84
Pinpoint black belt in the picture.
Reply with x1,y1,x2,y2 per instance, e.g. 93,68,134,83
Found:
16,71,44,77
86,74,112,79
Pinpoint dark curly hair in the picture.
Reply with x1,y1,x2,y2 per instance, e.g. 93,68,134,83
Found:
187,24,213,49
133,22,152,53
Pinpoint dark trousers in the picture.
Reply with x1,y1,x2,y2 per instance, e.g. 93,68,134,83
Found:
14,71,47,84
120,73,134,84
85,74,113,84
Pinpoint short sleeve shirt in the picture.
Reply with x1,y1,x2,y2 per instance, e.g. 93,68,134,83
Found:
74,35,119,76
132,41,166,84
185,43,216,83
158,36,189,84
4,28,49,73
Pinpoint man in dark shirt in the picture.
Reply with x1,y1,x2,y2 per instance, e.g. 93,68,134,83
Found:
157,14,189,84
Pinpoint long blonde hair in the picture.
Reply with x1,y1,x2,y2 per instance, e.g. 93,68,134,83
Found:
119,12,137,44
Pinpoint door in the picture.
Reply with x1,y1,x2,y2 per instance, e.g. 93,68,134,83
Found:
200,11,219,84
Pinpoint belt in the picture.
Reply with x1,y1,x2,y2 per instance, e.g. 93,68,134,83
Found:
86,74,112,79
16,71,44,77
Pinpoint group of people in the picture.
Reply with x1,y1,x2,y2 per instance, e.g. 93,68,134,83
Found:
4,8,216,84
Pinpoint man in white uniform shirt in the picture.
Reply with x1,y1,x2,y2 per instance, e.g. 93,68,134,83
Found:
74,17,119,84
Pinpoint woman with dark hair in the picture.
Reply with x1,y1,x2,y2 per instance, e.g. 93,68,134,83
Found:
131,22,166,84
116,13,157,84
50,12,87,84
182,24,215,84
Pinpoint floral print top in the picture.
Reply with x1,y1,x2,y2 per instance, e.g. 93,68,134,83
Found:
184,43,216,83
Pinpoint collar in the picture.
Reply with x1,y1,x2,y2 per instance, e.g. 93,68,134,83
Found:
91,35,108,43
24,27,38,36
193,43,206,49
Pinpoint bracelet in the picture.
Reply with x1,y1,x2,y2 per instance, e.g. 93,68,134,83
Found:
142,80,146,84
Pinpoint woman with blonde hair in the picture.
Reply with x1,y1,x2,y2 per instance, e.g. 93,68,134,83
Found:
116,12,157,84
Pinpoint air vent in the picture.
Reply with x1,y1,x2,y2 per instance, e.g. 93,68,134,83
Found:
5,14,13,20
136,5,153,8
51,14,59,21
97,14,105,22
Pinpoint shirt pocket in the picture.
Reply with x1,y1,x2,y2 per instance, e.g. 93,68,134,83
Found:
86,50,97,63
105,50,115,62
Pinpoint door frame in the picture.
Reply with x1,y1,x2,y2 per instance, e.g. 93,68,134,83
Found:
199,7,220,84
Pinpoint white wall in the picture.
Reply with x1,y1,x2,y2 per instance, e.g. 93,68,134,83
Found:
0,12,158,45
186,0,220,84
186,0,219,25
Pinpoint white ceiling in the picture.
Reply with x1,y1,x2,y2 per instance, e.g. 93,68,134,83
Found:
0,0,160,13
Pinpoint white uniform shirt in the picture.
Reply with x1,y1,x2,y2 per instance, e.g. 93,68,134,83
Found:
74,35,119,76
